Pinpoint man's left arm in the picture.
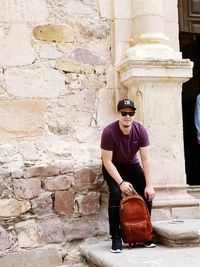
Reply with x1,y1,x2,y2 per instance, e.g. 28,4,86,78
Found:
139,146,155,202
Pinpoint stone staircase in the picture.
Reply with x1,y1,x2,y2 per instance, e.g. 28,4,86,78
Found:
81,219,200,267
1,219,200,267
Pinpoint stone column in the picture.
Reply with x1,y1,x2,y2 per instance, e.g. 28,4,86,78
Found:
126,0,181,60
117,0,200,220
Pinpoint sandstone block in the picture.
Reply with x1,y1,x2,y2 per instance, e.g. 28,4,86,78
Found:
65,1,94,15
60,161,74,174
5,67,65,98
37,44,63,59
69,48,105,65
0,199,30,217
39,218,64,244
74,167,102,191
98,0,112,18
33,24,74,43
0,24,35,67
75,192,100,215
18,142,39,161
63,220,95,241
55,58,93,74
0,100,47,139
31,195,53,215
81,75,105,90
13,178,41,199
42,175,72,191
0,0,48,23
0,246,62,267
0,167,10,179
54,189,75,215
15,219,42,248
0,225,12,251
23,165,60,178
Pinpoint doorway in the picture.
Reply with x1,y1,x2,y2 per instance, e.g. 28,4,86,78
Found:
180,33,200,185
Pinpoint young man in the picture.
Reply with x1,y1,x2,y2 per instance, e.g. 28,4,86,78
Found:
100,99,155,253
195,93,200,145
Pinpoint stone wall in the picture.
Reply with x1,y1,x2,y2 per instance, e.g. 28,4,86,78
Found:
0,0,112,258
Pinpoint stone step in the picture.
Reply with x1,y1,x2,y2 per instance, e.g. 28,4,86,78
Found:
81,219,200,267
0,245,63,267
153,219,200,247
80,241,200,267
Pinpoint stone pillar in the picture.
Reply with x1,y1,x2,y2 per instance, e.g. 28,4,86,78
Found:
126,0,181,60
117,0,200,220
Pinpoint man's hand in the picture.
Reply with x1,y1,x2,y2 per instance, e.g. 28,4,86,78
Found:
119,181,134,195
144,185,155,202
198,140,200,145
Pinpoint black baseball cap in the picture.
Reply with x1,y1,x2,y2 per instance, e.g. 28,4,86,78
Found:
117,99,136,111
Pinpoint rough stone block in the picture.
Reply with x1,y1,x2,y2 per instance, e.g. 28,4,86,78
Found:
0,225,12,251
75,192,100,215
54,189,75,215
74,168,100,191
0,0,48,23
33,24,74,43
31,194,53,215
0,24,35,67
39,218,64,244
0,100,46,139
15,219,42,248
42,175,72,191
13,178,41,199
23,165,60,178
5,67,65,98
63,219,96,241
0,246,62,267
0,199,30,217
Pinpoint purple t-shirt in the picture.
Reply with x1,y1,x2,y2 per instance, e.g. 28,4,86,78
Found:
100,121,149,165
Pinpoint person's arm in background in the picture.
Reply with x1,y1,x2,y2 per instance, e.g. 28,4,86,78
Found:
139,146,155,202
195,94,200,144
101,149,133,195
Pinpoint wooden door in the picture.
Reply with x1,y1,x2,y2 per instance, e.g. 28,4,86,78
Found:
179,0,200,33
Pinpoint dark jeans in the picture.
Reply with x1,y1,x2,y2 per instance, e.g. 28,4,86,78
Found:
102,163,152,237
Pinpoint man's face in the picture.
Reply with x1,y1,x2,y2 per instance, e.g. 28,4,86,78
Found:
117,107,135,128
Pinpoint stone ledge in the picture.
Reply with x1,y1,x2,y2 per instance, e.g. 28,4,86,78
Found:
153,219,200,247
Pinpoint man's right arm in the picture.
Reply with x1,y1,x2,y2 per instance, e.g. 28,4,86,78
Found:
101,149,133,195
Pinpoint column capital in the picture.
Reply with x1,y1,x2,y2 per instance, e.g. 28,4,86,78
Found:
117,58,193,87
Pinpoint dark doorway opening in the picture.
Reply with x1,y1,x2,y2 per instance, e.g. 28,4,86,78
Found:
180,33,200,185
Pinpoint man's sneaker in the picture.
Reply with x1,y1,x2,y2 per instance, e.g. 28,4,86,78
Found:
111,236,122,253
142,241,156,248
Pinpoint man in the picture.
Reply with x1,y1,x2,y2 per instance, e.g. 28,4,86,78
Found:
195,93,200,145
100,99,155,253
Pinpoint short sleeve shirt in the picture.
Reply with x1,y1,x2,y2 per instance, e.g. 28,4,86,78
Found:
100,121,149,165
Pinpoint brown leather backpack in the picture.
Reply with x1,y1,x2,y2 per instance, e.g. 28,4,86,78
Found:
120,194,152,246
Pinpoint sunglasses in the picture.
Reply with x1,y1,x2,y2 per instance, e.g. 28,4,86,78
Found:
120,111,135,117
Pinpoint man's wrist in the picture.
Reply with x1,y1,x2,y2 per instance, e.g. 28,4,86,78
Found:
118,180,124,186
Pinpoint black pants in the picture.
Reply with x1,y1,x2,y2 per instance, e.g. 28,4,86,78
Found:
102,163,152,237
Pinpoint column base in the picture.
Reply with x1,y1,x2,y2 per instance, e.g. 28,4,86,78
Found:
125,43,182,60
152,185,200,221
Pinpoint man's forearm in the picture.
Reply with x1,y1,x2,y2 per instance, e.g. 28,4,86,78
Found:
103,161,123,185
141,158,152,187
